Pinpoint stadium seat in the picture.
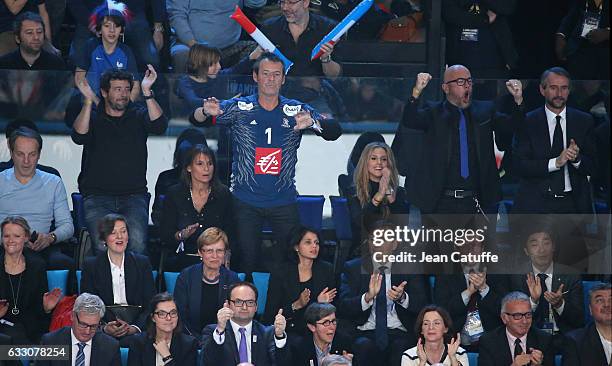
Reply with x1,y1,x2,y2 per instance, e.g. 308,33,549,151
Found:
152,270,158,282
468,352,478,366
120,347,128,366
71,192,87,231
238,273,246,281
164,272,180,294
252,272,270,316
76,270,82,293
330,196,352,241
555,354,562,366
582,280,600,324
47,270,69,295
297,195,325,231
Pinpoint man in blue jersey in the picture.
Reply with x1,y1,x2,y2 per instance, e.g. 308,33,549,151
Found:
190,52,342,274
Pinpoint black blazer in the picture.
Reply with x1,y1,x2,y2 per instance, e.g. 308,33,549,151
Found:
174,264,239,339
81,251,155,330
512,106,596,213
39,327,121,366
478,326,554,366
433,274,504,334
0,252,49,343
562,322,609,366
263,260,336,334
281,331,353,366
127,331,199,366
201,320,286,366
503,263,585,334
338,258,428,345
401,99,519,212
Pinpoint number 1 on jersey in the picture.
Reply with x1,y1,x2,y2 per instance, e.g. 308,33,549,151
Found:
265,127,272,145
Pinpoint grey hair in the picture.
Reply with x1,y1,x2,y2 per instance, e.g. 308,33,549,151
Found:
73,293,106,318
320,354,352,366
501,291,530,314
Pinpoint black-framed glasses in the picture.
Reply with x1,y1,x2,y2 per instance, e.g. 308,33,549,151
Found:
504,311,533,320
278,0,302,6
445,77,473,86
316,319,337,327
229,299,257,308
75,313,101,331
154,310,179,319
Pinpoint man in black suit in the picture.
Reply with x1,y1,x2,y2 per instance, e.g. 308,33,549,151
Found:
39,293,121,366
339,222,428,366
563,282,611,366
512,66,596,215
201,281,288,366
479,291,554,366
284,303,353,366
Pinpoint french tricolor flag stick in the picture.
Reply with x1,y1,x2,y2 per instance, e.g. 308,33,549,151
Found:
311,0,374,60
231,6,293,74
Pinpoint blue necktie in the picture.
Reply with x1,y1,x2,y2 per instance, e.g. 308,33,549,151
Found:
75,342,86,366
459,109,469,179
375,266,388,350
238,327,249,363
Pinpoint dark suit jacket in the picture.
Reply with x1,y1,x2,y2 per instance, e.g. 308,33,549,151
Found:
401,99,519,212
433,274,504,334
562,323,609,366
503,262,585,333
512,106,596,213
174,264,239,338
127,331,199,366
479,326,554,366
201,320,286,366
81,251,155,330
338,258,428,345
39,326,121,366
263,260,336,334
281,332,353,366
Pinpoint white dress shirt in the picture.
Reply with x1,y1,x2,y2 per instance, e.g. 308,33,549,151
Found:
506,328,528,360
529,263,565,332
213,319,287,362
107,252,127,305
71,330,93,366
358,262,410,332
596,327,612,365
544,106,581,192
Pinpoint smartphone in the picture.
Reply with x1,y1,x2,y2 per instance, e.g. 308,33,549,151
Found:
30,231,38,243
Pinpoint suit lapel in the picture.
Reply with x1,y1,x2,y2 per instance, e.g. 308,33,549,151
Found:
251,322,261,365
227,323,240,365
191,265,203,329
497,327,513,365
99,254,114,304
144,338,157,365
124,252,136,305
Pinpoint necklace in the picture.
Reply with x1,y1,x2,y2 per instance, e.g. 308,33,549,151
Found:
202,271,220,284
189,185,211,212
7,273,23,315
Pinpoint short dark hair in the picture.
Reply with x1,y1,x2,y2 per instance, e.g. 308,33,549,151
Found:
287,226,320,263
304,302,336,325
253,52,284,74
173,128,207,168
5,118,38,139
95,14,125,33
9,127,42,153
414,305,455,343
589,282,612,303
97,213,128,242
13,11,44,37
228,281,258,301
186,44,221,76
146,292,182,340
540,67,571,88
100,69,134,94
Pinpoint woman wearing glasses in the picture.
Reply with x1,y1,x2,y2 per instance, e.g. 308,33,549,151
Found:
127,292,199,366
401,305,468,366
81,214,155,346
263,226,336,340
174,227,240,339
0,216,61,343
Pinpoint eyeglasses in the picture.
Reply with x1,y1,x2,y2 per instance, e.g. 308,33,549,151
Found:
315,319,337,327
422,320,444,328
201,248,226,256
279,0,302,6
445,77,473,86
229,299,257,308
504,311,533,320
154,310,179,319
75,313,101,331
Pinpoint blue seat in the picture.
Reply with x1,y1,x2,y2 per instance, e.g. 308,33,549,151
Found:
164,272,180,294
47,270,69,295
20,359,30,366
468,352,478,366
238,273,246,281
76,270,82,293
71,192,87,231
330,196,352,241
120,347,128,366
252,272,270,316
582,280,600,324
297,195,325,231
152,270,158,282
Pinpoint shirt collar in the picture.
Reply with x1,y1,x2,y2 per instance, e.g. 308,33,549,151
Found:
314,340,332,359
531,262,554,277
230,319,253,335
71,329,93,347
544,105,567,123
505,328,527,347
281,12,315,33
107,251,125,271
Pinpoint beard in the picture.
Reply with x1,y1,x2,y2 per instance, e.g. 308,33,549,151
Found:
108,98,128,111
547,96,567,109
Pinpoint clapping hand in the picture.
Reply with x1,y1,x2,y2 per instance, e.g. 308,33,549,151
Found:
387,281,407,302
543,283,565,309
365,273,383,303
317,287,337,303
526,273,542,303
294,111,315,131
294,288,311,310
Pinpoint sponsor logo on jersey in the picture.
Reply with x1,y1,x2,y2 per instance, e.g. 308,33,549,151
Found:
95,56,103,61
281,118,290,128
116,61,124,69
255,148,282,175
283,104,302,116
250,120,258,125
238,101,254,111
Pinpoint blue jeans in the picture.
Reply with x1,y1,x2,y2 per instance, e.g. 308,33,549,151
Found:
83,194,149,255
232,197,300,274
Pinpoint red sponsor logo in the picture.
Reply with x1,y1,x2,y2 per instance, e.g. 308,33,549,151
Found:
255,147,282,175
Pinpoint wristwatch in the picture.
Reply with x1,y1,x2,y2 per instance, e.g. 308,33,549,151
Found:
320,55,332,63
50,232,57,244
143,90,155,100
